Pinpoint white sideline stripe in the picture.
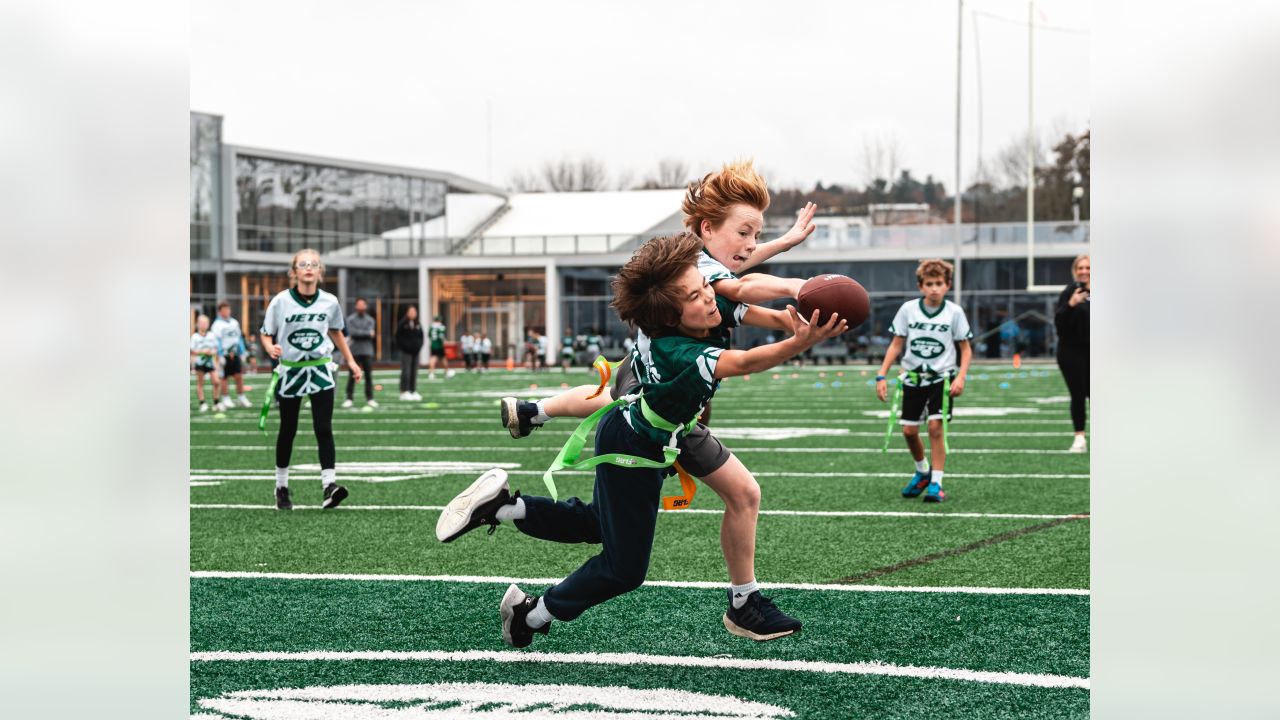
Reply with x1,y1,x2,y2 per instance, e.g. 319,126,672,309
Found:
187,649,1089,690
196,428,1076,438
189,503,1087,521
194,417,1081,426
190,570,1090,596
190,469,1089,480
194,444,1089,455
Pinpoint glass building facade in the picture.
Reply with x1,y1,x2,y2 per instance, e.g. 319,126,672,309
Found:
191,111,1086,365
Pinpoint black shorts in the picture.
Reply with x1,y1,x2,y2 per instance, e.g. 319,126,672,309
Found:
899,381,954,425
194,361,215,373
609,355,731,477
430,345,445,358
221,355,242,377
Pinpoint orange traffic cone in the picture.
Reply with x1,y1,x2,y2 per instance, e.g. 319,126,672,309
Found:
506,356,515,371
1012,353,1022,369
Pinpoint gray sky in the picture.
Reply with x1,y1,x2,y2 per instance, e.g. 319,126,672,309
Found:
191,0,1090,192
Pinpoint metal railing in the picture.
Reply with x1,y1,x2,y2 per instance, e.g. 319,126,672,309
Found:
225,221,1088,260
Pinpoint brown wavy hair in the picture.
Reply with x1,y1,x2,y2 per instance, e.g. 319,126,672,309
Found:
611,232,704,336
915,258,954,286
682,160,770,237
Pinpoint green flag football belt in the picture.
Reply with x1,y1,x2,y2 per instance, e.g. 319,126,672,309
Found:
258,356,332,435
880,370,954,454
541,392,698,502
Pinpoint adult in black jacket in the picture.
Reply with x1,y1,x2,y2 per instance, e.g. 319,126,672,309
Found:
396,306,425,401
1055,254,1090,452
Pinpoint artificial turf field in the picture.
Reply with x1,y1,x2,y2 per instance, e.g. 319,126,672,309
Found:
190,362,1089,719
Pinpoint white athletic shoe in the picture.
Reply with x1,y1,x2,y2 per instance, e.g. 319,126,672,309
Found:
409,392,422,401
218,397,234,411
446,370,456,379
436,468,512,543
198,402,209,413
367,399,379,408
399,392,410,401
341,399,354,409
238,395,253,408
1069,435,1087,453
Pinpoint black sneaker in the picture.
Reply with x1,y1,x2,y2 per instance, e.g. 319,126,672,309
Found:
723,589,803,641
500,583,550,648
436,468,517,543
275,486,292,511
501,397,542,439
321,483,348,509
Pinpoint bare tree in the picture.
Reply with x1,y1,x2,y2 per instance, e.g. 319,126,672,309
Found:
635,158,692,189
508,168,544,193
993,131,1047,190
536,155,610,192
858,134,903,187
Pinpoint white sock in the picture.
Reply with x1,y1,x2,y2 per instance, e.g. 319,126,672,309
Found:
525,596,554,629
914,458,929,473
532,400,551,425
495,497,526,521
931,470,944,487
275,467,289,489
730,580,759,609
321,468,336,487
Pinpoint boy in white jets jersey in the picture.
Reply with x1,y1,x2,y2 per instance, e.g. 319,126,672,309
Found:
211,301,252,409
875,258,972,503
259,249,362,511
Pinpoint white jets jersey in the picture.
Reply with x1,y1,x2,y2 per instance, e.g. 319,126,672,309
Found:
210,316,244,357
460,334,475,353
697,248,736,283
190,332,220,369
260,288,345,397
888,299,972,385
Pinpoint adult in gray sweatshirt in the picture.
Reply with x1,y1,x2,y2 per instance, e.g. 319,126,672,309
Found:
343,298,377,407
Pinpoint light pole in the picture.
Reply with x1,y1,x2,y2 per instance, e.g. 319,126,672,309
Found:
1072,181,1083,224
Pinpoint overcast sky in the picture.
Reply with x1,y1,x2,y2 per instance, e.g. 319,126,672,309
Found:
191,0,1090,192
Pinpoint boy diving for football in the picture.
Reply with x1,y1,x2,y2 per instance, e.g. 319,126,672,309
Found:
436,232,847,648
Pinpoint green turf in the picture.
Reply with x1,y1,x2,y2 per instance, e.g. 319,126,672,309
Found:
190,363,1090,719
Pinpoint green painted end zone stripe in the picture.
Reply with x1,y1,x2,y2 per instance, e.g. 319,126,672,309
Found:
190,649,1089,690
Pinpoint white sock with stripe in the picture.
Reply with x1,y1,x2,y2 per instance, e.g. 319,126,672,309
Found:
275,467,289,489
914,458,929,473
931,470,944,487
730,580,759,609
525,596,553,629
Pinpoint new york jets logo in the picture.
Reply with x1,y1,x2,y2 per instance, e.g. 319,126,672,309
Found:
908,337,945,359
287,328,324,351
196,682,795,718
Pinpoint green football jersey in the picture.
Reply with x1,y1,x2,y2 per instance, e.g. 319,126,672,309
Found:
622,331,726,445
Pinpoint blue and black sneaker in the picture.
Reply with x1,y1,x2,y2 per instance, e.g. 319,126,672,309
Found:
723,589,802,641
923,482,946,503
902,469,931,498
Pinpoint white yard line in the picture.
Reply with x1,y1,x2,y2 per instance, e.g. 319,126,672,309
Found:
189,503,1087,521
190,570,1089,597
191,469,1088,480
194,428,1078,438
193,444,1089,455
187,649,1088,690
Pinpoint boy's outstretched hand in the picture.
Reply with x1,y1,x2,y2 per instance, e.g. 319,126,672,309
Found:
786,305,848,348
776,202,818,251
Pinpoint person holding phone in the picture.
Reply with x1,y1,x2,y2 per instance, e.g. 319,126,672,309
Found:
1055,254,1090,452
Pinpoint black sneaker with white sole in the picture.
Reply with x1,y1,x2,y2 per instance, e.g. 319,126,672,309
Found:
321,483,348,509
500,397,543,439
723,589,803,641
436,468,518,543
500,583,550,648
275,486,292,511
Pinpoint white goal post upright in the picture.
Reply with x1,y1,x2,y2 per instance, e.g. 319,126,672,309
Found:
1023,0,1059,296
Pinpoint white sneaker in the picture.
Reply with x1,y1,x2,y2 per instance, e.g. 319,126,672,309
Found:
446,370,456,379
399,392,410,401
367,399,379,408
341,398,354,409
218,397,233,410
238,395,253,408
429,373,437,381
411,392,423,401
1069,435,1087,453
199,402,209,413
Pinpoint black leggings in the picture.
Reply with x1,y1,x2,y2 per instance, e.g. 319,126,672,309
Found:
346,354,374,400
1056,351,1090,432
276,388,336,469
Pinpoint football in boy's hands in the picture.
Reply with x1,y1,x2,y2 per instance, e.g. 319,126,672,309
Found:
797,274,870,328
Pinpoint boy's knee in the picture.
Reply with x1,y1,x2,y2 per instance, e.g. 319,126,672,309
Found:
902,424,920,438
927,420,944,438
612,567,647,593
719,476,761,513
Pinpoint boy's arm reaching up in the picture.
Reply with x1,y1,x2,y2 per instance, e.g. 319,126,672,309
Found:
737,202,817,272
